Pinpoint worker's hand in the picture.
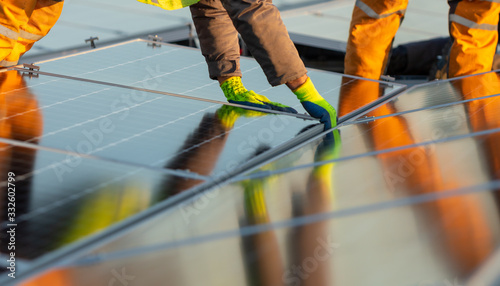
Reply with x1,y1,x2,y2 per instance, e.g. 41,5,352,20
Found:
221,77,298,114
301,99,337,131
293,77,337,130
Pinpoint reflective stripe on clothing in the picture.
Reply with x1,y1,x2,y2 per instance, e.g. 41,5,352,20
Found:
449,14,498,30
1,0,64,64
19,29,43,41
0,24,19,40
0,59,18,67
355,0,406,19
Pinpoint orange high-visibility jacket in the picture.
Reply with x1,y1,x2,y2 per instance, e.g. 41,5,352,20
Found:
0,0,64,67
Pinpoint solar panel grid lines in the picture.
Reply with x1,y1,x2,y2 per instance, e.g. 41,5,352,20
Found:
0,136,208,184
13,67,317,121
0,142,205,265
1,71,324,186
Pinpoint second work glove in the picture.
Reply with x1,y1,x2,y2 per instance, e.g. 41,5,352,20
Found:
221,77,298,114
293,77,337,130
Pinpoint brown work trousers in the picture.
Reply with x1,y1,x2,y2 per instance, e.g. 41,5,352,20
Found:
190,0,307,86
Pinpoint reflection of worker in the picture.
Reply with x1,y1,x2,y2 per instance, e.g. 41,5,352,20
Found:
0,0,64,67
339,74,496,279
159,105,269,200
138,0,337,131
345,0,500,80
0,71,43,256
243,129,340,286
459,72,500,214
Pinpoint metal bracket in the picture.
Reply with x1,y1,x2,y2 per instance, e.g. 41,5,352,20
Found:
380,75,396,82
354,115,376,124
147,35,163,48
188,23,199,48
85,36,99,49
21,63,40,78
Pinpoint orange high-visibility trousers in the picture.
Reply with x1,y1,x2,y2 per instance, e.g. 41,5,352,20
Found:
0,0,63,67
344,0,408,80
448,0,500,77
345,0,500,79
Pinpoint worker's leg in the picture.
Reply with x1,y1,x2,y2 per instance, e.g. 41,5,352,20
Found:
3,0,64,67
221,0,307,86
190,0,242,80
344,0,408,79
448,0,500,77
190,0,299,113
0,0,37,67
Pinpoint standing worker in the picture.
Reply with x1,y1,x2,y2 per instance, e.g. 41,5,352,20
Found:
345,0,500,79
0,0,64,67
138,0,338,131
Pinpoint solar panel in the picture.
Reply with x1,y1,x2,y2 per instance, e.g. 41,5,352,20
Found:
24,129,500,286
20,71,500,286
64,108,500,255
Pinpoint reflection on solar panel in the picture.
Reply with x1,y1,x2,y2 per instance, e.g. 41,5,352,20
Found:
2,40,500,286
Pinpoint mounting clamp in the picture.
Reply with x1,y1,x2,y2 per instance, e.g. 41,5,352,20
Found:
147,35,163,48
22,63,40,78
85,37,99,49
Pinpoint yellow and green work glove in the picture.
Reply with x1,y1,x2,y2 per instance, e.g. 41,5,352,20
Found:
220,77,298,114
137,0,199,10
293,77,337,131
